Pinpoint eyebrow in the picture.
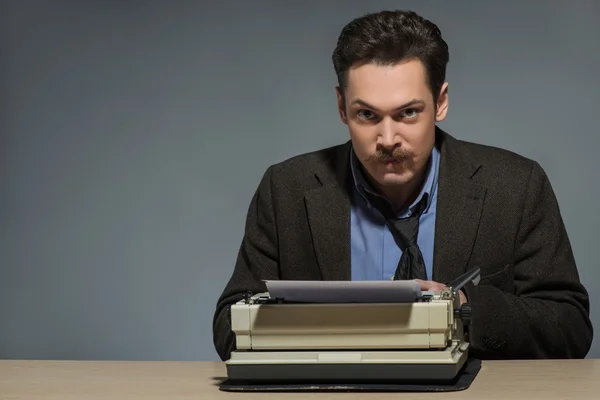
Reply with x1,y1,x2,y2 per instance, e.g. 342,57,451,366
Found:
350,98,425,112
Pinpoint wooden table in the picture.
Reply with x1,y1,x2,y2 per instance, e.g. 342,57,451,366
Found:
0,359,598,399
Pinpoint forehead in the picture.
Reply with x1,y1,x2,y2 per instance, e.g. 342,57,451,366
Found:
344,59,431,106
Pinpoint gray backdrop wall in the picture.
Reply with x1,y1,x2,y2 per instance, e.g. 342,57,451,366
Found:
1,0,598,361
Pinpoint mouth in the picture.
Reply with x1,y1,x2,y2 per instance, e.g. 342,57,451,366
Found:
379,160,403,171
379,158,402,166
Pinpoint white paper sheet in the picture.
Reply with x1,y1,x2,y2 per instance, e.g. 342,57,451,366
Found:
264,280,421,303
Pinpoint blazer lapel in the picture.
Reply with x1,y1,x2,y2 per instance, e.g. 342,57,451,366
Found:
304,143,352,281
432,130,487,283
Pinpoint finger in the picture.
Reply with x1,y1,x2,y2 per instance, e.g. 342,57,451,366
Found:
413,279,431,290
429,282,449,291
413,280,451,291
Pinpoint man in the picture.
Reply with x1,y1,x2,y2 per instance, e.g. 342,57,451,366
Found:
212,10,593,361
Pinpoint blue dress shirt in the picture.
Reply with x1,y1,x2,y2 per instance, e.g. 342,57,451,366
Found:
349,146,440,281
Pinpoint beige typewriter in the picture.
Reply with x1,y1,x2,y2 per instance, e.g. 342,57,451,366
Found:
225,269,480,383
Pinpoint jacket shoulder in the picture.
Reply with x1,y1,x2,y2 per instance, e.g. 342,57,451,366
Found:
453,137,540,181
271,142,347,172
266,142,349,187
457,138,532,166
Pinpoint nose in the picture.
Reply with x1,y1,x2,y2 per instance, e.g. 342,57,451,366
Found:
379,118,398,148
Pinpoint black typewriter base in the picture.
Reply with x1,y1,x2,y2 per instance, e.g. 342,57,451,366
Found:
219,358,481,392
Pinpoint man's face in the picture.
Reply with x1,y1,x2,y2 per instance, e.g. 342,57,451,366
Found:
336,59,448,189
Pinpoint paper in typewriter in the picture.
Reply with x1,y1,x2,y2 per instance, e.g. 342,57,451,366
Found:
264,280,421,303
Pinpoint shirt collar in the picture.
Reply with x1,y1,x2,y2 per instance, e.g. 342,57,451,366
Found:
349,144,440,217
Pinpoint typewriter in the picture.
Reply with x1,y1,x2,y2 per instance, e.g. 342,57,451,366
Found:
225,268,480,383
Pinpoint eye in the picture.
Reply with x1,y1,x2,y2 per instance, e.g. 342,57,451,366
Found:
357,109,377,121
400,108,419,118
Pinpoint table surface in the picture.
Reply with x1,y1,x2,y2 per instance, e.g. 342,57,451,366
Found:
0,359,598,400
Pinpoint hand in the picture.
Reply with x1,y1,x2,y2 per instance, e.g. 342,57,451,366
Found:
414,279,467,305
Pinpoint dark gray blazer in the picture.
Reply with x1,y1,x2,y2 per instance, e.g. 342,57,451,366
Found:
212,128,593,361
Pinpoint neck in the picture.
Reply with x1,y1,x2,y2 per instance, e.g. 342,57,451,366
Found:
376,172,427,213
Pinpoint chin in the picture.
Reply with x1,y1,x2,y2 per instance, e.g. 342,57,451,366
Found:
378,174,413,187
371,163,414,186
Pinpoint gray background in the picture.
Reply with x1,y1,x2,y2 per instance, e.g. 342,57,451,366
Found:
1,0,598,361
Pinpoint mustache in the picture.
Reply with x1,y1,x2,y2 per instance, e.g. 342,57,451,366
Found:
364,146,415,163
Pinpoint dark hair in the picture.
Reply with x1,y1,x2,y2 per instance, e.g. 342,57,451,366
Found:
332,10,449,103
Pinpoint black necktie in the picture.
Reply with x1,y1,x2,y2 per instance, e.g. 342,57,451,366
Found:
362,190,429,280
381,194,429,281
373,193,427,280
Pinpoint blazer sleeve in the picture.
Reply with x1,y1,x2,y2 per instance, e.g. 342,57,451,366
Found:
464,161,593,359
212,166,280,361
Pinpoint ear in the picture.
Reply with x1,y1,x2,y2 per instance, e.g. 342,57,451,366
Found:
435,82,449,122
335,87,348,125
